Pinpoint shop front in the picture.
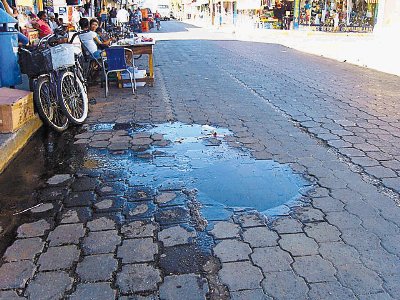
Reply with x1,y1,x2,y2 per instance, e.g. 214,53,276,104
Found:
259,0,293,29
294,0,379,32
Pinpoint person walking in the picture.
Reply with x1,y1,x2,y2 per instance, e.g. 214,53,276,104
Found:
72,6,82,30
110,7,117,26
116,6,129,25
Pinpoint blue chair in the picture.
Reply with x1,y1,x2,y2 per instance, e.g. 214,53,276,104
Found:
102,47,136,97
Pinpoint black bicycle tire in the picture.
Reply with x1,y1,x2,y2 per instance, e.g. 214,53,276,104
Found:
34,75,69,132
57,70,89,125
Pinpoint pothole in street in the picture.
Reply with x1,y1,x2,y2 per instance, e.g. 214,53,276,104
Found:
86,122,311,215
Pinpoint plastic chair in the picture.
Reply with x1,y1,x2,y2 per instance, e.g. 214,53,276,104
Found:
102,47,136,97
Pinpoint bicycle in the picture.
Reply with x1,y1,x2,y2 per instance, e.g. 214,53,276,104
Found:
18,27,88,132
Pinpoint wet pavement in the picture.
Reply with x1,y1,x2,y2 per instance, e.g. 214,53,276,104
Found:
1,21,400,299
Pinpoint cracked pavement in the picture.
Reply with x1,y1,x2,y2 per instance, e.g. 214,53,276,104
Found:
0,22,400,299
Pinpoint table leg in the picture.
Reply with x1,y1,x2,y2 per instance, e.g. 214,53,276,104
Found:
148,53,154,87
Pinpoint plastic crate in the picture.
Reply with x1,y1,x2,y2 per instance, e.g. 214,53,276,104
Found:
50,44,75,70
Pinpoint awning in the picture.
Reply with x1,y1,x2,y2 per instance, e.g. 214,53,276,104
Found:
237,0,261,10
193,0,208,6
15,0,34,6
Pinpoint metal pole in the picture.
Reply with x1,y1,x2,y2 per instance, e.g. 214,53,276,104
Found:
91,0,95,17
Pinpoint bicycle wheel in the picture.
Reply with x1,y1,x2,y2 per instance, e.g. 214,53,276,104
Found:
34,75,69,132
58,70,88,124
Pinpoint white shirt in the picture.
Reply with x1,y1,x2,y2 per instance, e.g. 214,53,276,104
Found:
79,31,98,54
117,8,130,23
72,10,81,25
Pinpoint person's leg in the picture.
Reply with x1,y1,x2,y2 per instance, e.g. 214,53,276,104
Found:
93,50,102,59
17,32,29,46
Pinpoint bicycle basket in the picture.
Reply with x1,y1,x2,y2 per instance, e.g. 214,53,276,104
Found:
50,44,75,70
18,48,52,77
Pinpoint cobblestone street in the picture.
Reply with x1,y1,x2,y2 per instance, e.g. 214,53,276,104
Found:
0,22,400,299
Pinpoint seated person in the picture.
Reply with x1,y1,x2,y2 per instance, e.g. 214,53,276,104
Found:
32,11,53,38
78,18,110,59
89,18,113,49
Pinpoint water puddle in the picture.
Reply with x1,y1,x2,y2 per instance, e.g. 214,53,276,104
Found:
87,122,311,214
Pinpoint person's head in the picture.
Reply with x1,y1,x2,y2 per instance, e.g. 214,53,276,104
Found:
48,12,55,21
12,7,18,14
79,17,89,29
37,11,47,21
54,12,58,18
90,18,99,31
59,17,63,24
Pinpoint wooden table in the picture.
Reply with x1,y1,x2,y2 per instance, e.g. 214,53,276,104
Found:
112,41,155,87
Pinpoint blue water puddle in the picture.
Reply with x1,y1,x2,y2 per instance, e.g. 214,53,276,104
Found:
86,122,311,215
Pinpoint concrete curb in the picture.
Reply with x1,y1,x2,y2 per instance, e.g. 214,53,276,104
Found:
0,115,42,174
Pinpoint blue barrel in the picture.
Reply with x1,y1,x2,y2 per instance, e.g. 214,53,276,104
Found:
0,10,22,87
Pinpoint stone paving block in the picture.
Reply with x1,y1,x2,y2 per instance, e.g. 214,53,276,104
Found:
158,225,196,247
359,248,400,276
117,263,162,293
82,230,121,255
233,213,266,228
47,223,86,246
319,241,361,266
60,207,92,224
380,234,400,256
64,191,96,207
358,292,393,300
213,239,252,262
209,221,240,239
271,217,303,234
4,238,44,262
159,274,209,300
70,282,116,300
155,192,176,204
292,255,336,283
341,228,381,251
71,177,100,192
361,216,400,236
242,226,278,247
87,217,117,231
312,197,345,212
251,246,293,273
218,261,263,291
336,263,383,295
304,222,341,242
31,203,54,213
121,221,157,238
76,254,118,282
294,206,325,223
261,270,308,299
308,282,356,300
117,238,158,263
46,174,72,185
325,211,362,230
0,261,36,289
230,289,271,300
383,274,400,299
38,245,80,271
17,219,51,238
25,271,73,300
0,290,26,299
278,233,319,256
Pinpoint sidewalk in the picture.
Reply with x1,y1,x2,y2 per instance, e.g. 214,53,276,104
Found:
183,19,400,77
